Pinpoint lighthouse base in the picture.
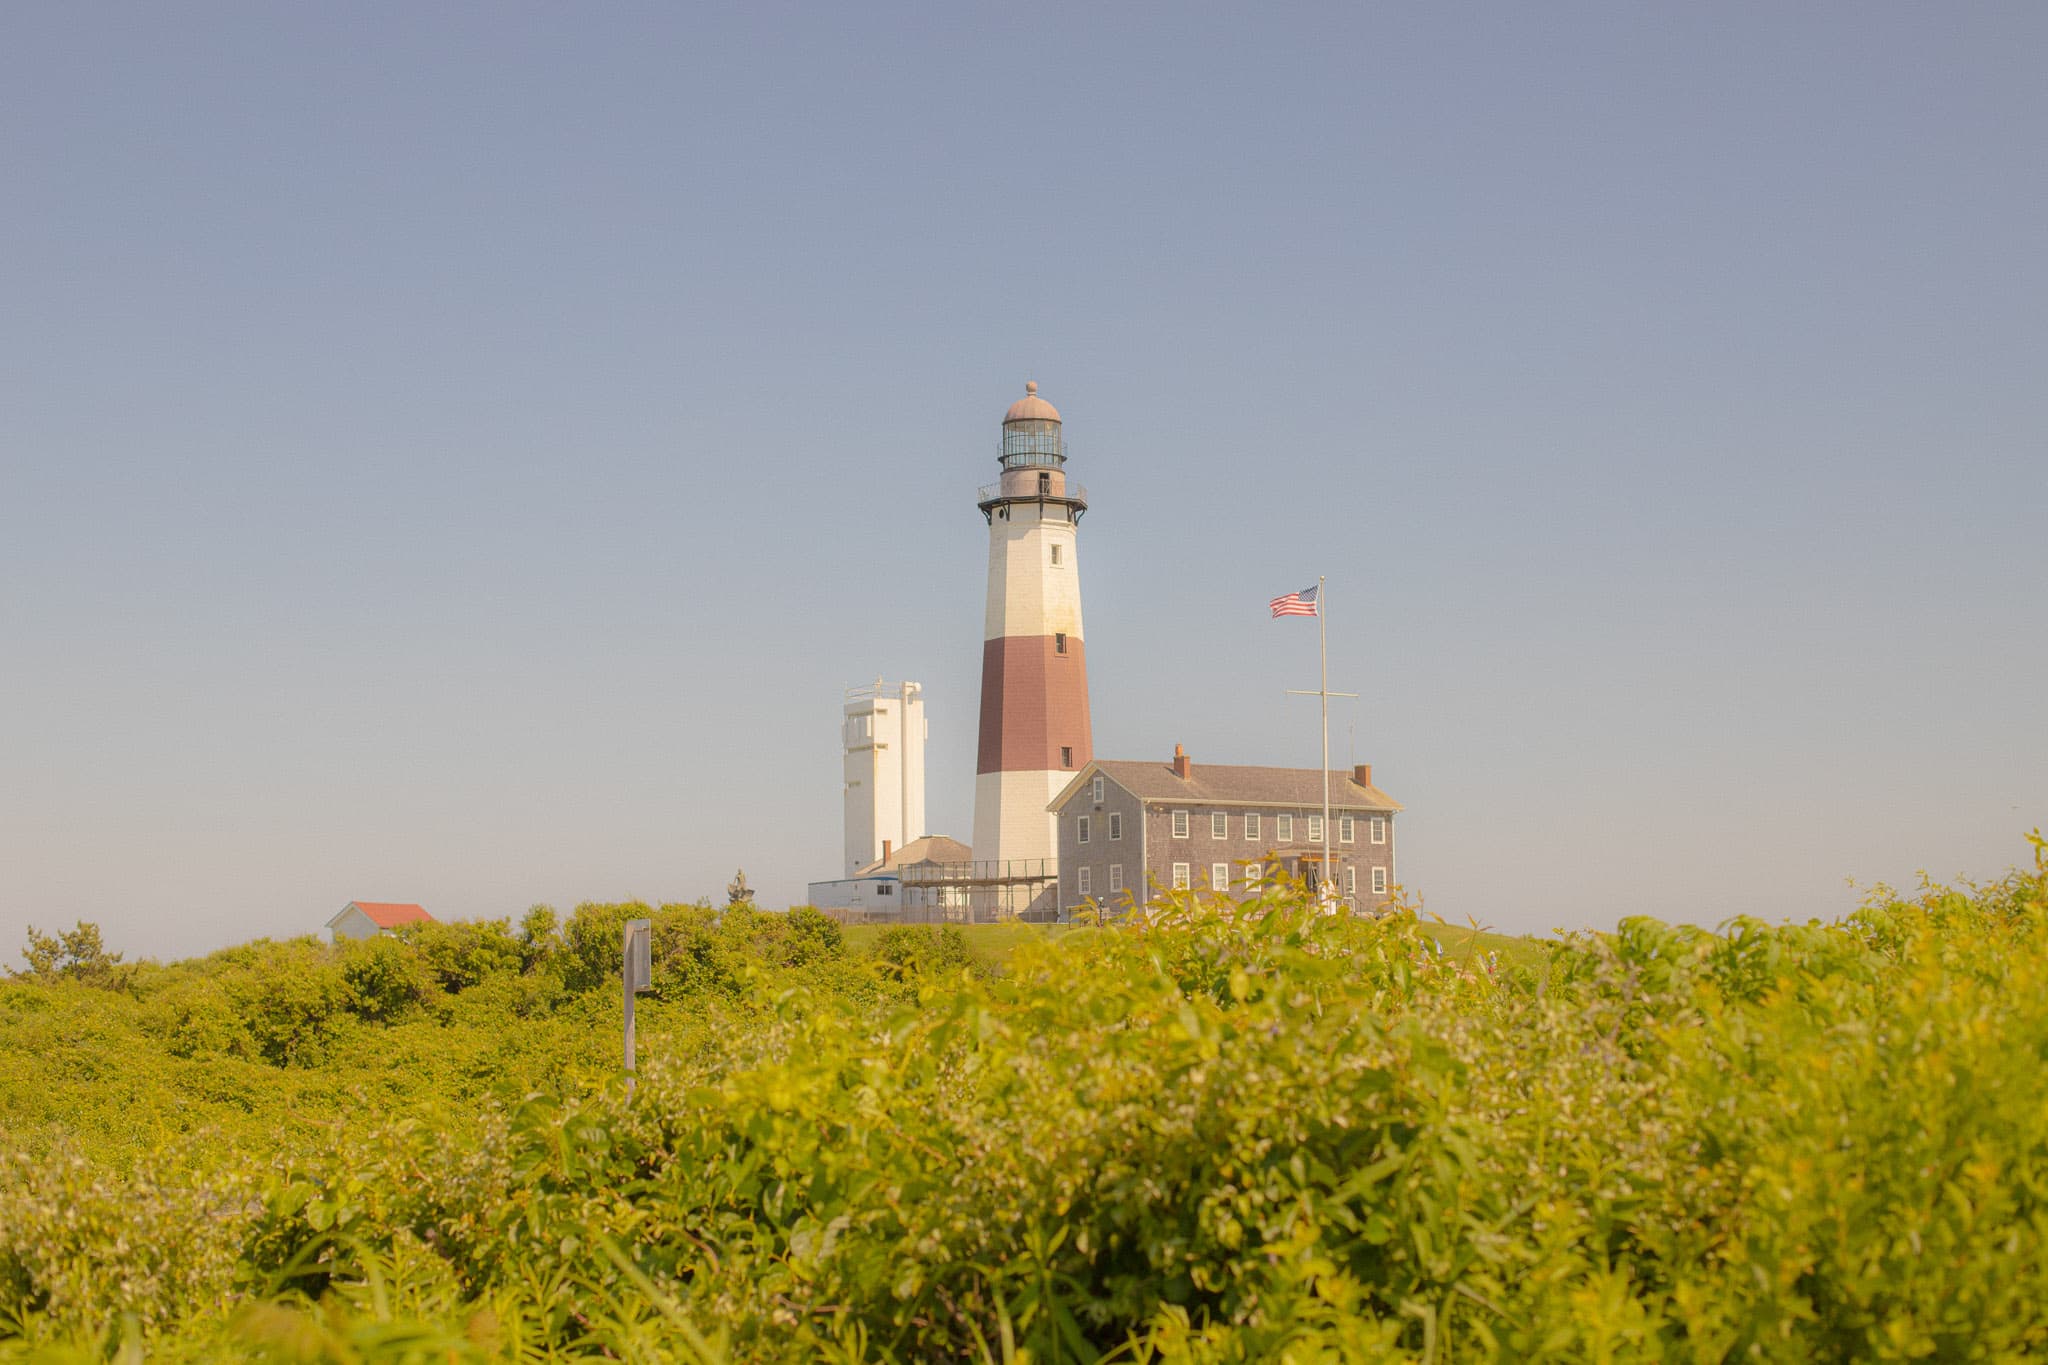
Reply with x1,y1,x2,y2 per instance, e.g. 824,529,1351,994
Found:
971,769,1067,869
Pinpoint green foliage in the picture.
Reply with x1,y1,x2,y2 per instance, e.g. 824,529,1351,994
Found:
559,901,647,995
869,923,976,981
518,904,561,973
339,935,442,1025
3,839,2047,1361
144,976,257,1060
227,941,349,1066
13,921,123,985
406,919,524,995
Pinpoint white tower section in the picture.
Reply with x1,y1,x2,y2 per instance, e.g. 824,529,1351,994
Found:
841,680,927,877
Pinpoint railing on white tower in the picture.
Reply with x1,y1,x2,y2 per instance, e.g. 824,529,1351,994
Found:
844,680,919,703
976,481,1087,504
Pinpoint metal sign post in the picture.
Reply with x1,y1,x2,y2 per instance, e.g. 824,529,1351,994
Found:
623,918,651,1092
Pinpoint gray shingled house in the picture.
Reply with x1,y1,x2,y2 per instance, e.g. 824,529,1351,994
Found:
1049,745,1402,915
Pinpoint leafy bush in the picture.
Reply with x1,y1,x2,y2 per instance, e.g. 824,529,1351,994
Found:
869,923,975,982
11,921,124,985
559,901,648,995
145,977,257,1060
3,839,2046,1361
226,943,349,1067
339,935,442,1024
406,919,524,995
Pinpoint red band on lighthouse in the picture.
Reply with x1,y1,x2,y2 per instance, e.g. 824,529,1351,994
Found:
976,634,1093,774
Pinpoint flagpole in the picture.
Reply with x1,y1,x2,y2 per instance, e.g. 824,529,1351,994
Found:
1281,580,1353,911
1319,574,1330,909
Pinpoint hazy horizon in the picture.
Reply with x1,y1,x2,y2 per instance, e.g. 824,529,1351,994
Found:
4,4,2044,962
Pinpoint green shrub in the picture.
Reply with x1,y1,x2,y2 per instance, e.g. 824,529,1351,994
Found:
225,944,347,1067
11,921,124,986
148,977,257,1060
4,837,2045,1361
869,923,976,981
559,902,647,995
517,903,561,973
406,919,524,995
338,935,442,1025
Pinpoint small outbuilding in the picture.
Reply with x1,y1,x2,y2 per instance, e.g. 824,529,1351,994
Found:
808,834,973,922
326,900,434,942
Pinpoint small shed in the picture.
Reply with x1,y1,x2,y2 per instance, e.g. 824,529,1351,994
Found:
327,900,434,942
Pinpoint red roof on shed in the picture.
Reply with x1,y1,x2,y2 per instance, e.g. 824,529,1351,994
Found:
347,901,433,929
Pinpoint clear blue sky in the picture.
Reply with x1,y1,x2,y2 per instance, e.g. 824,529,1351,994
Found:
4,4,2043,961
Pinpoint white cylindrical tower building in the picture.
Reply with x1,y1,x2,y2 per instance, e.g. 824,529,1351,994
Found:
970,383,1092,898
841,680,927,876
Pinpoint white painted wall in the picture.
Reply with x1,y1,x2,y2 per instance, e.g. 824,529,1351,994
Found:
971,768,1068,869
982,508,1083,642
900,684,926,852
326,905,379,942
805,876,903,914
841,681,926,877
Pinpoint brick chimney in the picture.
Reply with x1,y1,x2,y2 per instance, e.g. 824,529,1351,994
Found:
1172,744,1191,780
881,839,893,864
1353,763,1373,789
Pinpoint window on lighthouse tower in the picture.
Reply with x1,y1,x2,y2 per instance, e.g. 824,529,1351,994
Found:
1050,544,1062,566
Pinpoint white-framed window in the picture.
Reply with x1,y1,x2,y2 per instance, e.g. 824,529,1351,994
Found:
1345,866,1356,895
1108,812,1123,840
1211,863,1228,891
1108,864,1123,893
1091,774,1104,803
1372,866,1387,894
1050,544,1062,566
1171,862,1190,890
1371,815,1387,845
1307,815,1324,844
1245,859,1263,882
1078,815,1091,844
1172,810,1190,839
1277,814,1293,843
1340,815,1355,844
1077,866,1091,896
1210,811,1227,838
1245,813,1260,841
878,882,894,896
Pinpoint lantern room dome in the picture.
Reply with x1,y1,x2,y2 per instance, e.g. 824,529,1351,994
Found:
1004,381,1061,424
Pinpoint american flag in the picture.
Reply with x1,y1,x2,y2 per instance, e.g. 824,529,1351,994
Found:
1270,585,1318,618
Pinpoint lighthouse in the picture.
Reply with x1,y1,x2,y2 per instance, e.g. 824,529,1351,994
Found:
971,382,1093,910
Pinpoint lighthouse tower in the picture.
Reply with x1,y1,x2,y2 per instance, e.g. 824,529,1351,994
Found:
971,382,1092,905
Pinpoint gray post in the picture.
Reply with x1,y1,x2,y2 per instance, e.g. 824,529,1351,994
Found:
623,917,651,1092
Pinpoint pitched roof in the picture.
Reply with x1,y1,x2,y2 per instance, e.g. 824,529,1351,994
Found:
854,834,974,877
1055,760,1403,814
334,900,434,929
